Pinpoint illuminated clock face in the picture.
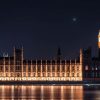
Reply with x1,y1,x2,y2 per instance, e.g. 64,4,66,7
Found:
98,37,100,42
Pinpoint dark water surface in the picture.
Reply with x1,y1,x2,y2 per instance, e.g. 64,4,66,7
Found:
0,85,100,100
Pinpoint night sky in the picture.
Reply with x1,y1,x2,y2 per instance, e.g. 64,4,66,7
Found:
0,0,100,59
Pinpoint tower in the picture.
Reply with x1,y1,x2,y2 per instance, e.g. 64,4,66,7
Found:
98,30,100,59
57,47,61,60
79,49,83,81
80,48,83,65
13,47,24,80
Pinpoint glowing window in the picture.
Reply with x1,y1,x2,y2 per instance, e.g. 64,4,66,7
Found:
77,73,79,77
96,67,98,70
23,73,26,77
85,66,88,70
62,73,64,77
72,73,74,77
52,73,55,77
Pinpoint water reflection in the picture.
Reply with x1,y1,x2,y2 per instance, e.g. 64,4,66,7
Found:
0,85,82,100
0,85,99,100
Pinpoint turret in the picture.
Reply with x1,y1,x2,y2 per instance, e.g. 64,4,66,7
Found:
57,47,61,60
80,48,83,64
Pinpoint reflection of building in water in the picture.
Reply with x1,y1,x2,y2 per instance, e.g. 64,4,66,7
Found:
0,47,82,81
0,85,83,100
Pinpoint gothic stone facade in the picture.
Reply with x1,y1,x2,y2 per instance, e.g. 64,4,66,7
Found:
0,48,83,81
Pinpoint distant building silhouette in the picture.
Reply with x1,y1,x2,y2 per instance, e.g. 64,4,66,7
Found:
82,30,100,81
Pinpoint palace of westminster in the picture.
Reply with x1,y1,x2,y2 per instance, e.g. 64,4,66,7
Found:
0,31,100,81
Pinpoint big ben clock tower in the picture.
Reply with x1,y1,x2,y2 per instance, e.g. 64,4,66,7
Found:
98,30,100,59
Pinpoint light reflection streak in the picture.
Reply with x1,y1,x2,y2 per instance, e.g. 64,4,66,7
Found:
2,85,4,100
51,86,54,100
0,85,85,100
41,85,44,100
71,86,74,100
11,85,14,100
61,86,64,99
22,85,26,99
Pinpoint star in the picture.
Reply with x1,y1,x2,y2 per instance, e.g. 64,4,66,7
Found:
72,17,77,22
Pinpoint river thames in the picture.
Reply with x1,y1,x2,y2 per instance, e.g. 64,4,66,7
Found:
0,85,100,100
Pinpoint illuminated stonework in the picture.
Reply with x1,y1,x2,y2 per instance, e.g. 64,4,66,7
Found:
0,48,83,81
98,30,100,48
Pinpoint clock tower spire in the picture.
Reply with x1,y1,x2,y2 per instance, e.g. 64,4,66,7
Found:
98,30,100,59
